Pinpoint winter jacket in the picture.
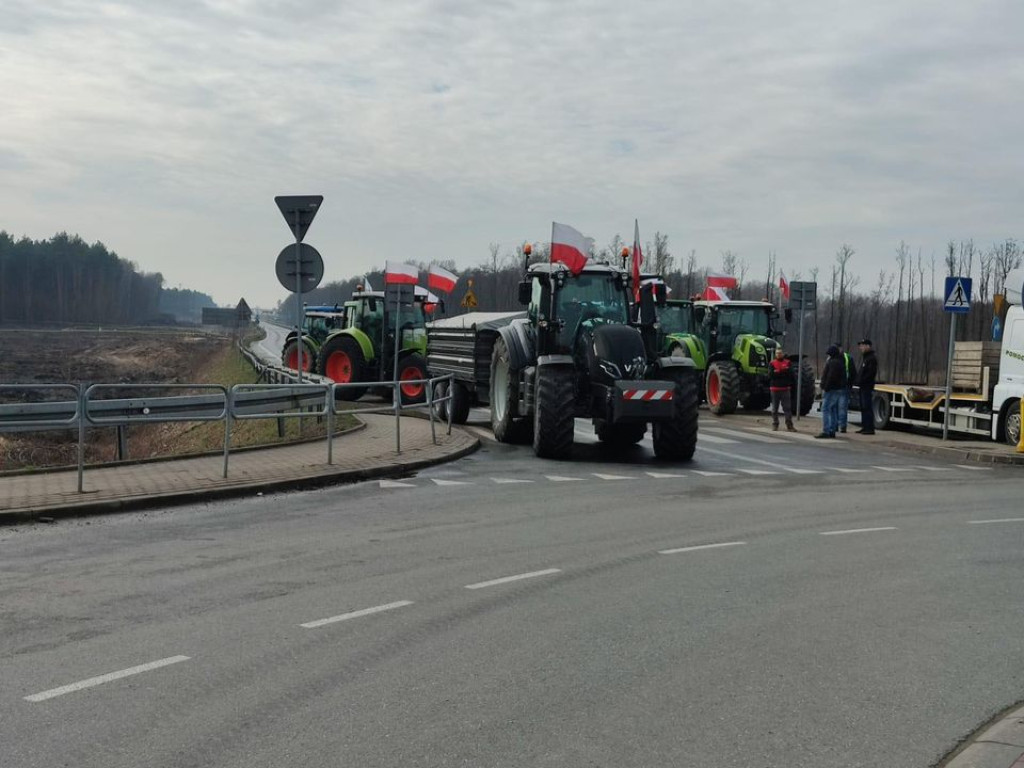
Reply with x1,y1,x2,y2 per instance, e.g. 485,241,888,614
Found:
843,353,858,389
859,350,878,390
768,358,794,391
820,355,847,392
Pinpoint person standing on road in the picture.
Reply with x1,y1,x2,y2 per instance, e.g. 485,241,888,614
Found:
837,344,858,434
856,338,878,435
817,344,847,439
768,347,796,432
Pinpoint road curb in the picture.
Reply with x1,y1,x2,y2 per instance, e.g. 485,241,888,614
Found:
866,436,1024,466
937,700,1024,767
0,433,480,526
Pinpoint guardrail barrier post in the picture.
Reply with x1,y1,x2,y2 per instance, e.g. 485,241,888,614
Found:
427,377,437,446
326,384,334,465
447,374,454,436
394,382,402,454
77,384,86,493
223,388,232,479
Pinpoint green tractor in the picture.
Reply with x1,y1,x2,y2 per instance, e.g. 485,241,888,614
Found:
657,298,708,375
693,300,814,416
316,290,429,403
488,262,700,460
282,305,348,372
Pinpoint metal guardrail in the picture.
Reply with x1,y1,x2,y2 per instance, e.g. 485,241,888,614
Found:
0,371,456,494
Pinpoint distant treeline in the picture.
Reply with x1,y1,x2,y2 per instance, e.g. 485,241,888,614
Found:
0,232,215,325
278,235,1022,385
158,287,217,324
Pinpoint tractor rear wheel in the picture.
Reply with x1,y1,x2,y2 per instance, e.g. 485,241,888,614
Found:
282,339,315,373
742,390,771,411
397,354,428,405
533,366,575,459
796,359,815,416
319,336,367,400
490,336,532,443
706,361,740,415
596,423,647,447
449,381,471,424
653,370,700,461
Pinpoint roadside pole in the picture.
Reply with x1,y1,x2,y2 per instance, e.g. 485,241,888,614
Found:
942,312,956,441
796,308,805,421
393,293,402,454
789,281,816,422
294,211,303,384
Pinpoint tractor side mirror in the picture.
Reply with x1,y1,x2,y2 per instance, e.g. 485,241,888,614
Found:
518,280,532,305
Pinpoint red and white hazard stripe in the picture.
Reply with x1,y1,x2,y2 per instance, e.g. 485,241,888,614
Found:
621,389,673,401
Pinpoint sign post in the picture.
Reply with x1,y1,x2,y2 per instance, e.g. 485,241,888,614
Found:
385,283,415,453
789,281,817,421
942,276,972,440
274,195,324,382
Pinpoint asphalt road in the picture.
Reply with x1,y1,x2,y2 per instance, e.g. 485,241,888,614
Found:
253,321,290,365
1,414,1022,767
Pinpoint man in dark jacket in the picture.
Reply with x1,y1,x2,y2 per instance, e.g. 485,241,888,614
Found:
856,338,878,434
817,344,847,438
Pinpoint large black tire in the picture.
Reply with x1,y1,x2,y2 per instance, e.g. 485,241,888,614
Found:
1003,400,1022,447
706,360,740,415
449,381,471,425
652,371,700,461
872,391,892,430
742,390,771,411
796,359,816,416
533,366,575,459
490,336,532,443
282,339,315,373
431,380,449,422
596,423,647,447
397,353,428,405
319,336,368,400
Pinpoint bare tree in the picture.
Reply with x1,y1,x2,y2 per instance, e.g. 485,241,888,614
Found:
835,244,855,345
992,238,1022,295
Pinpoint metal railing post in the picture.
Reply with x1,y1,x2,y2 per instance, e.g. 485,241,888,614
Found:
394,382,402,454
77,384,86,493
326,384,334,465
447,374,454,436
223,388,232,479
427,376,437,446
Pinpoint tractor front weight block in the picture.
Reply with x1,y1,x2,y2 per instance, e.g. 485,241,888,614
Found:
610,381,675,423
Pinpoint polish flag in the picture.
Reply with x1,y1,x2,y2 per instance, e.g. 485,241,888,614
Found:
779,271,790,301
631,219,643,301
707,271,738,290
385,261,418,285
551,221,591,275
702,286,731,302
363,275,374,292
428,264,458,293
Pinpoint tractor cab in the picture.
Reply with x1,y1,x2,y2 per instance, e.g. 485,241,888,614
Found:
281,304,347,372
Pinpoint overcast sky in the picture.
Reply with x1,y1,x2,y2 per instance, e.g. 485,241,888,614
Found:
2,0,1021,307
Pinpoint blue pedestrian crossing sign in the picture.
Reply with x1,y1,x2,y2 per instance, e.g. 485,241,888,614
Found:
944,276,972,314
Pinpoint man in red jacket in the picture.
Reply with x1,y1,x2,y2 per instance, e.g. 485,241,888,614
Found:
768,347,796,431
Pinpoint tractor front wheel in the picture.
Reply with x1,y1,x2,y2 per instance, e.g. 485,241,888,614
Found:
282,340,315,373
533,366,575,459
652,370,700,461
397,354,428,405
706,361,740,415
319,336,367,400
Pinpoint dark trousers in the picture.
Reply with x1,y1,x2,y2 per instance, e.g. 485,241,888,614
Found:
771,389,793,427
859,387,875,433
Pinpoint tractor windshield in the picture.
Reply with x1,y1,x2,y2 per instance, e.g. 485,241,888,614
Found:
659,303,693,335
716,306,772,337
555,274,629,330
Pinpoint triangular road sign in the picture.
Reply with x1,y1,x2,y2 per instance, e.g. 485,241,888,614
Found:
943,276,972,313
275,195,323,242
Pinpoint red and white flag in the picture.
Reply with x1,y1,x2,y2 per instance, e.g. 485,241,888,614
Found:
702,286,731,302
428,264,458,293
631,219,643,300
385,261,418,285
779,271,790,301
551,221,590,275
707,271,738,290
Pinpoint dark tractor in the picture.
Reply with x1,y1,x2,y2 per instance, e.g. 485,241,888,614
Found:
488,262,700,460
692,300,814,416
282,305,348,373
316,291,429,404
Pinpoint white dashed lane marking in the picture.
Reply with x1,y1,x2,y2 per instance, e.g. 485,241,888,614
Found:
968,518,1024,525
380,479,415,488
491,478,533,484
546,475,582,482
702,427,789,444
465,568,562,590
25,656,191,703
432,479,472,486
659,541,747,555
301,601,414,629
592,473,631,480
820,527,898,536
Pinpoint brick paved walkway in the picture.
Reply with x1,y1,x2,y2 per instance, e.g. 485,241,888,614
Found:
0,415,477,520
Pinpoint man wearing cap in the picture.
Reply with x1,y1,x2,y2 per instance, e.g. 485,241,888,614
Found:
856,339,878,434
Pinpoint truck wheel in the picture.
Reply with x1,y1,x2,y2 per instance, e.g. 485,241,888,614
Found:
596,423,646,446
319,336,367,400
490,336,532,443
533,366,575,459
872,392,891,430
431,380,449,422
449,381,471,425
398,353,428,405
1003,400,1021,446
282,339,315,372
797,359,816,416
652,371,700,461
706,361,740,415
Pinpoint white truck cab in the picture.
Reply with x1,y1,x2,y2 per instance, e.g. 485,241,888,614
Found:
992,270,1024,444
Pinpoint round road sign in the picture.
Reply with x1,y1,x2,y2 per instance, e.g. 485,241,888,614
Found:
275,243,324,293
